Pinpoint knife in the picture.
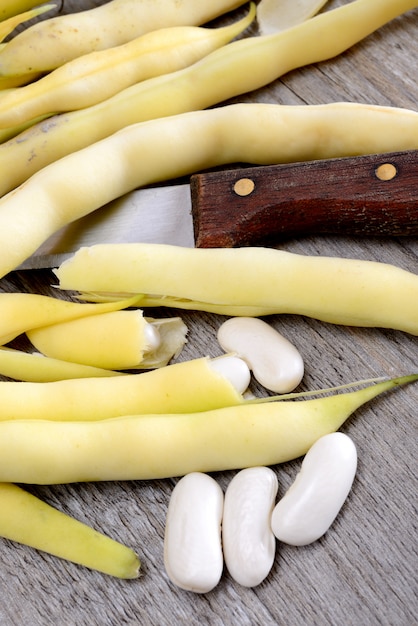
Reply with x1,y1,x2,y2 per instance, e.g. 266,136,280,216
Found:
19,149,418,270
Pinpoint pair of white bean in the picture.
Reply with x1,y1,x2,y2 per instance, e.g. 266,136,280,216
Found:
164,432,357,593
217,317,304,394
164,466,278,592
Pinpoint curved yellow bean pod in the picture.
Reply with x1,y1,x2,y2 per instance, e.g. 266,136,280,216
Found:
0,357,243,421
0,6,255,128
0,374,415,484
0,483,140,578
0,101,417,278
0,71,41,90
0,4,56,42
0,0,248,75
56,243,418,336
0,112,48,144
0,346,125,382
0,0,414,195
0,292,141,344
27,310,188,370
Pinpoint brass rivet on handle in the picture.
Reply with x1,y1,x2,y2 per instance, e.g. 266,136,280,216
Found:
375,162,397,181
233,177,255,196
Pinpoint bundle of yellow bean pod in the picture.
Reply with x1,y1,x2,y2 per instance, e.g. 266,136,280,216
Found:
0,101,417,279
0,0,415,195
56,243,418,336
26,309,188,370
0,374,416,484
0,356,245,420
0,0,248,75
0,483,140,578
0,6,255,128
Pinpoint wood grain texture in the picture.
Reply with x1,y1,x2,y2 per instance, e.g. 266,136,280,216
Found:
190,151,418,245
1,1,417,625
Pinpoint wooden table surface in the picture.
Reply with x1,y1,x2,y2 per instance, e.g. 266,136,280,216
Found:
1,1,417,625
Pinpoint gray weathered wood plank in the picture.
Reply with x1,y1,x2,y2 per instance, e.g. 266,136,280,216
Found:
0,1,417,625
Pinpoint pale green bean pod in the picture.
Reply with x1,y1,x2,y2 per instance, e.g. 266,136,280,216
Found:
0,0,248,75
0,0,415,196
0,102,417,278
0,375,415,484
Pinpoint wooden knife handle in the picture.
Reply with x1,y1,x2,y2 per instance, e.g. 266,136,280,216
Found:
190,150,418,247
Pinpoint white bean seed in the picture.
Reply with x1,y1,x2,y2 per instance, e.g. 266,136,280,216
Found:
217,317,304,393
164,472,224,593
209,355,251,394
143,321,161,352
271,432,357,546
222,466,278,587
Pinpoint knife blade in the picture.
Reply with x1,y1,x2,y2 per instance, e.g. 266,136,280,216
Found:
19,149,418,270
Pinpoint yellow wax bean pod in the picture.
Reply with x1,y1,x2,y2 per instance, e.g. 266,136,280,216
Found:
0,346,125,382
0,4,56,43
56,244,418,336
0,0,248,75
1,0,53,21
0,112,49,144
0,6,255,128
0,81,48,140
0,483,140,578
0,356,246,421
1,102,418,278
26,310,188,370
0,292,142,344
0,374,415,485
0,71,41,90
0,0,415,195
